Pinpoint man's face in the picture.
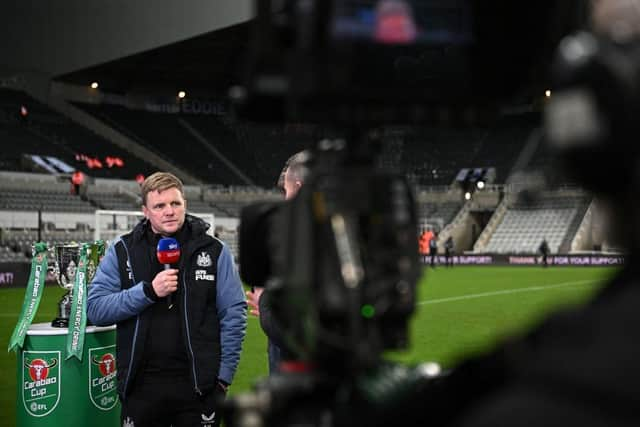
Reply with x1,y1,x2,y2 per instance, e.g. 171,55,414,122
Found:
283,168,302,200
142,187,186,236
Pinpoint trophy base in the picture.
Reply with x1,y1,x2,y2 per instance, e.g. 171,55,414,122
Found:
51,317,69,328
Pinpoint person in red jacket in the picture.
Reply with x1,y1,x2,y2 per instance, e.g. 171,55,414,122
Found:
70,170,84,195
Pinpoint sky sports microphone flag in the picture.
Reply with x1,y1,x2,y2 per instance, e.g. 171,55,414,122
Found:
157,237,180,309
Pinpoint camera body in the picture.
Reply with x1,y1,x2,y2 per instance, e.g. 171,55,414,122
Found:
227,1,589,426
240,138,421,370
233,137,421,426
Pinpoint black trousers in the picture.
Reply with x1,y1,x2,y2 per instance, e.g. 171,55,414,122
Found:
445,249,453,267
121,375,223,427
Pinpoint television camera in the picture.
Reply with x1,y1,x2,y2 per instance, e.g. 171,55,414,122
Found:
224,1,587,426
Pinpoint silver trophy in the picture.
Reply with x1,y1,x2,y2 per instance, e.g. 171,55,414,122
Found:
50,244,81,328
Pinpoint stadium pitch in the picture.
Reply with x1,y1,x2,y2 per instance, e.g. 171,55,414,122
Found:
0,266,616,425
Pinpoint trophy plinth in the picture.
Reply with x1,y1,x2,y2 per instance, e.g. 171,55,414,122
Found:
49,244,80,328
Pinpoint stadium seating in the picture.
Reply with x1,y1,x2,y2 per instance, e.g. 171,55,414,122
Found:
75,103,311,187
469,113,539,182
74,103,237,184
0,225,95,261
417,200,463,232
402,126,483,186
86,190,139,211
0,244,29,263
380,115,538,187
0,171,286,260
203,186,282,218
183,198,229,218
0,187,95,212
482,194,591,254
232,122,311,187
0,90,593,263
0,89,156,179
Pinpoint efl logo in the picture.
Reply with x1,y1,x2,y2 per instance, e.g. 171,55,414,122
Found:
22,351,60,417
89,346,118,411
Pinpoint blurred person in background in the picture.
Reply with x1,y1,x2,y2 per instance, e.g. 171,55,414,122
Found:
538,238,550,267
444,236,454,268
419,228,432,264
429,232,438,268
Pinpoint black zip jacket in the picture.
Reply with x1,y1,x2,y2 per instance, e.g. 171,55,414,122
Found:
87,215,247,399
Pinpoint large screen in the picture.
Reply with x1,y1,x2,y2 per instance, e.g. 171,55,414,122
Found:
238,0,585,123
322,0,475,105
331,0,473,46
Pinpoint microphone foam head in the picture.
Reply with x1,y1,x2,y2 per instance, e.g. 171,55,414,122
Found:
157,237,181,264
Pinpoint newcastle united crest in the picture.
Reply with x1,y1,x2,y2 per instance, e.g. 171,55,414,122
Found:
197,252,212,267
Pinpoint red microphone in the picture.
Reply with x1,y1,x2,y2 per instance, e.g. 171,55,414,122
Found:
157,237,181,309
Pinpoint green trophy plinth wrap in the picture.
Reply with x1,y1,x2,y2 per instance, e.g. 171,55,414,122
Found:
16,324,119,427
65,243,91,360
8,243,49,353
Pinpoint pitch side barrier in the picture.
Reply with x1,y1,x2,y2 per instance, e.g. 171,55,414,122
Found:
1,252,625,289
0,263,57,288
420,253,625,267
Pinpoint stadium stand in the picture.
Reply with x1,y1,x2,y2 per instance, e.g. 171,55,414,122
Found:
73,103,244,185
403,126,484,186
73,102,311,188
0,187,95,212
416,200,463,232
469,113,539,182
480,192,591,254
232,122,312,186
203,186,282,218
0,243,29,263
0,89,156,179
0,170,284,261
86,189,139,210
0,84,594,263
380,117,536,187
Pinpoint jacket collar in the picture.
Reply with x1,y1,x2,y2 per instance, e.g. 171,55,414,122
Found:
132,213,211,241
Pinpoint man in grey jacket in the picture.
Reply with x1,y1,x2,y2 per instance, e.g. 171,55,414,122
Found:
87,172,247,427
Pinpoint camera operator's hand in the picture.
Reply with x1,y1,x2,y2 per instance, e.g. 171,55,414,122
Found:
245,288,263,316
152,269,179,298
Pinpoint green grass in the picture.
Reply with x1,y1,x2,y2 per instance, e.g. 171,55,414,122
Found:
0,266,616,425
386,266,614,367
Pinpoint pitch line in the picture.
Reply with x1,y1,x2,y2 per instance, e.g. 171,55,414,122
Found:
0,280,597,318
418,279,595,306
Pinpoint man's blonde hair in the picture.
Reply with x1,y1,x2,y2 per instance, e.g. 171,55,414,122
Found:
141,172,185,206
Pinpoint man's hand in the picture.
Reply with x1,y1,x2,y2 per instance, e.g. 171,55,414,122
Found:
152,269,179,298
217,380,229,395
246,287,263,316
